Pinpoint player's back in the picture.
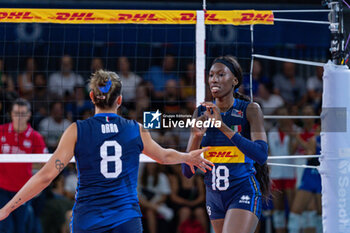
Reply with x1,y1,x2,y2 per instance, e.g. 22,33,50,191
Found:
72,113,143,232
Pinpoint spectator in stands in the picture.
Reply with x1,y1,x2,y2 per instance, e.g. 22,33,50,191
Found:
80,58,104,90
168,165,207,233
40,174,74,233
48,55,84,99
117,56,142,103
307,66,323,110
80,108,94,120
268,107,297,233
273,62,307,106
180,62,196,100
31,73,50,130
138,163,173,233
288,105,321,233
161,131,180,150
144,54,179,98
243,60,270,96
63,163,77,201
18,57,37,100
162,79,182,114
0,58,17,123
134,82,153,122
0,98,47,233
255,83,284,115
91,57,104,73
39,101,71,152
0,58,15,94
65,86,93,122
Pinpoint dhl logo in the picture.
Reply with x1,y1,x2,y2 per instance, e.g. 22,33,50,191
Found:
113,13,166,22
204,146,245,163
0,12,35,20
0,11,99,21
207,151,238,158
176,13,226,22
239,13,274,22
48,12,98,21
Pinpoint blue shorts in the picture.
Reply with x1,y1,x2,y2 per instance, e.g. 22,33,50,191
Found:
108,217,142,233
205,175,262,220
299,168,322,194
71,217,142,233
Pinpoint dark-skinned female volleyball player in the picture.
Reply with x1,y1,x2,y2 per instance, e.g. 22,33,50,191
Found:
183,56,270,233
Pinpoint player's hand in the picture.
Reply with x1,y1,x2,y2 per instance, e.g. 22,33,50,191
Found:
185,147,214,174
0,208,9,221
201,102,223,123
192,114,208,137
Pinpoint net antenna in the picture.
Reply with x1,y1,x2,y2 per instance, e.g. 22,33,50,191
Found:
196,7,206,107
326,0,345,64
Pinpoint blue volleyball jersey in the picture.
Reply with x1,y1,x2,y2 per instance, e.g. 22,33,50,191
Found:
198,98,257,191
71,113,143,232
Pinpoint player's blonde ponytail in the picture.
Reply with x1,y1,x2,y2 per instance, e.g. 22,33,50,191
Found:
89,70,122,109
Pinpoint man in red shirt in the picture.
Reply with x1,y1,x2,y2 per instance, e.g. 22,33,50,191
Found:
0,98,47,233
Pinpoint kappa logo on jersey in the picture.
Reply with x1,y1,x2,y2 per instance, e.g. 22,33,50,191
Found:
231,109,243,118
239,195,251,204
143,110,161,129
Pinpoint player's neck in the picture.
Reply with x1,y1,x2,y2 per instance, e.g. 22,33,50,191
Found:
215,95,234,112
95,107,117,115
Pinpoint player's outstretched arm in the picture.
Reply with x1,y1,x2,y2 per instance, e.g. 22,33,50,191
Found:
0,123,77,221
139,124,213,174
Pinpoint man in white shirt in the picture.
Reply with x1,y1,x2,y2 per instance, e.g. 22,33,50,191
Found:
307,66,323,107
273,62,307,106
39,101,71,152
117,56,142,103
256,83,284,115
48,55,84,98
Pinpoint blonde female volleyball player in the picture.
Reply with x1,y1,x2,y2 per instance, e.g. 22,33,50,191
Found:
183,56,270,233
0,70,213,233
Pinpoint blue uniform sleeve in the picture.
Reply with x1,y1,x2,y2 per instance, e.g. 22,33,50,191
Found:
181,163,197,179
230,133,268,165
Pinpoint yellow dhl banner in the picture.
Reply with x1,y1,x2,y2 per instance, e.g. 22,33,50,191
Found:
0,9,274,25
204,146,245,163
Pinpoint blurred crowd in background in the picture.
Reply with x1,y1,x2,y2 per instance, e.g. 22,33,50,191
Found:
0,54,323,233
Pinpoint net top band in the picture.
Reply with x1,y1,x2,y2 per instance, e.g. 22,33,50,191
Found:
0,9,274,25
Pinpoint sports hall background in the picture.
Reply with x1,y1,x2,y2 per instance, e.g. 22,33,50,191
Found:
0,0,349,233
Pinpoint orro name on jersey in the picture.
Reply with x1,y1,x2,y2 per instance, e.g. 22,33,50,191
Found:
101,124,119,134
